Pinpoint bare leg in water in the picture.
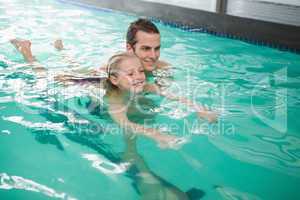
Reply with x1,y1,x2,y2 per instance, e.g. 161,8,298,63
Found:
10,38,86,82
53,39,84,70
10,39,36,63
122,135,205,200
10,39,48,76
52,39,98,83
54,39,64,51
53,39,106,75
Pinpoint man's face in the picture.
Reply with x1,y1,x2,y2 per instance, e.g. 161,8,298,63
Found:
127,31,160,72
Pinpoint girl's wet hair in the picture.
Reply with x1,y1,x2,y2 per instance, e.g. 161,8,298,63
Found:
106,52,137,77
55,52,138,91
105,52,138,90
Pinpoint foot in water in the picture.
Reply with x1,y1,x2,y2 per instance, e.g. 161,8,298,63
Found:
10,39,36,63
54,39,64,50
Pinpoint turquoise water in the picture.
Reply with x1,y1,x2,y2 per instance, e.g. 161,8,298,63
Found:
1,0,300,199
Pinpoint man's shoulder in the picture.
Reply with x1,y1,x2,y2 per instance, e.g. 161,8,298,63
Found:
156,60,170,69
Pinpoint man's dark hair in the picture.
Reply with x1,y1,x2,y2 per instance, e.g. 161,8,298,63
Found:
126,18,160,47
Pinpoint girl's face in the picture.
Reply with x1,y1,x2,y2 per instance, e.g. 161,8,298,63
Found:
110,57,146,93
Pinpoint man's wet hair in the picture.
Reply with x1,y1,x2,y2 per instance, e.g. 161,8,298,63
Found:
126,18,160,47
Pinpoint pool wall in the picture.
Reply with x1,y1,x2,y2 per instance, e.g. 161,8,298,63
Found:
59,0,300,53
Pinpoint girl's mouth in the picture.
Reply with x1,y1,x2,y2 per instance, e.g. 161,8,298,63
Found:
133,80,145,87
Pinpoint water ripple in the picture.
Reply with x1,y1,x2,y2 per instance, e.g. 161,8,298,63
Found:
0,173,77,200
209,133,300,177
215,185,262,200
2,116,67,132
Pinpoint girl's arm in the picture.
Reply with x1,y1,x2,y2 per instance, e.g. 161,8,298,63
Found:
144,84,218,123
107,97,184,149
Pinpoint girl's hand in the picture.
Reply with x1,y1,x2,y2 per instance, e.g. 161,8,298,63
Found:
148,129,188,149
197,110,218,123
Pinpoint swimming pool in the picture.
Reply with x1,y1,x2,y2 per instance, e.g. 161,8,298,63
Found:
1,0,300,199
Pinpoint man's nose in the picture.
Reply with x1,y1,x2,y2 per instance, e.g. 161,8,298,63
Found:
148,49,156,58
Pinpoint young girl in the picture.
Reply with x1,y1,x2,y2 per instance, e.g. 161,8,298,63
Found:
10,39,217,148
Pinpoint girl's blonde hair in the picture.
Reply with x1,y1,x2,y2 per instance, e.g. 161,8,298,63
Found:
55,52,138,92
106,52,135,77
105,52,137,91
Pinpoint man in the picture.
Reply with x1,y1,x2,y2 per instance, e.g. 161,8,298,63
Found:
126,18,169,73
9,19,168,77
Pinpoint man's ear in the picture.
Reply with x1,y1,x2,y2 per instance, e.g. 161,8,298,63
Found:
126,43,134,52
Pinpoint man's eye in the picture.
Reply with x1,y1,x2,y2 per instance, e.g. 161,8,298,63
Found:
142,47,150,51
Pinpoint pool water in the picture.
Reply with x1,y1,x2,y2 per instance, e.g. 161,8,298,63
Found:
1,0,300,199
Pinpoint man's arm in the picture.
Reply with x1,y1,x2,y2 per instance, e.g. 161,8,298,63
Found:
144,84,218,123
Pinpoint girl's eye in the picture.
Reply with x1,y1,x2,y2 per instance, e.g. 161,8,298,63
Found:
128,73,133,76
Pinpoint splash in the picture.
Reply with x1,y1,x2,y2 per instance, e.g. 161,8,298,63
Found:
82,153,130,175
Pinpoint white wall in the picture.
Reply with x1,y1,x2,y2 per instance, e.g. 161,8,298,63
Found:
260,0,300,6
141,0,300,26
226,0,300,26
141,0,218,12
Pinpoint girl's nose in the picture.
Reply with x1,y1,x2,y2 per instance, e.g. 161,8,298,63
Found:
135,71,145,80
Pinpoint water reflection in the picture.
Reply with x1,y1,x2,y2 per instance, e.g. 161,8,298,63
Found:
122,135,205,200
0,173,77,200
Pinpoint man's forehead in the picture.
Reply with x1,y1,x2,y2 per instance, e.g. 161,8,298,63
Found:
135,31,160,44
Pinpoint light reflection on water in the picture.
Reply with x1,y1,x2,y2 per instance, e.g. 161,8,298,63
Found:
0,0,300,199
0,173,77,200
